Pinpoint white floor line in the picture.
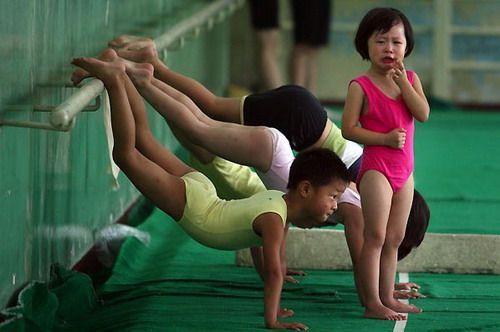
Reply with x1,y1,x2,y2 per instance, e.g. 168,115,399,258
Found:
393,272,409,332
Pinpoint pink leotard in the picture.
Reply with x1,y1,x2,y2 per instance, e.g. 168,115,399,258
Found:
352,71,415,192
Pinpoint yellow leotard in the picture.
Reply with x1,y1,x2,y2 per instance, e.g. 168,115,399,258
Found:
188,154,266,200
321,120,363,169
178,172,287,250
320,120,346,156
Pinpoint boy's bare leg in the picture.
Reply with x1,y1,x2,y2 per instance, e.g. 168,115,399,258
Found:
127,64,273,173
71,53,188,220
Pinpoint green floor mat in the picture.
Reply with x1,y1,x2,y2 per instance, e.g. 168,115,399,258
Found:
3,209,499,331
89,210,399,332
405,273,500,332
87,210,500,331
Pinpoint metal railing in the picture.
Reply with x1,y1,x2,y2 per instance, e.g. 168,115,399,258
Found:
0,0,244,131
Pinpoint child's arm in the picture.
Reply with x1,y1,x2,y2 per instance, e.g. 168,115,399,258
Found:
255,213,308,330
340,203,364,266
250,247,265,281
342,82,406,149
280,225,289,278
251,240,305,285
392,61,430,122
339,202,365,304
281,224,306,284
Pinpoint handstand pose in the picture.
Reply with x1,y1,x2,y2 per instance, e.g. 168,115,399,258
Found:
71,49,349,330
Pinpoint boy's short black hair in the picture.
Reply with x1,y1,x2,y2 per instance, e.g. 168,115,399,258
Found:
398,189,430,261
354,7,414,60
287,148,349,189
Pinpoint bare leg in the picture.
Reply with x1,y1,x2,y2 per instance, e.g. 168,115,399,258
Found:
291,44,320,96
126,64,274,173
380,176,422,314
113,41,242,124
71,53,190,220
73,41,241,125
170,125,216,165
357,171,406,320
70,49,217,168
114,51,219,167
72,48,251,177
74,49,199,177
256,29,284,89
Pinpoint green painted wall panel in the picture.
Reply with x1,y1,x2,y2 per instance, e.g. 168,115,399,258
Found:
0,0,232,306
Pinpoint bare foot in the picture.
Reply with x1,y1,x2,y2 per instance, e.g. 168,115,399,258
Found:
71,68,91,86
364,304,407,320
125,60,154,87
395,282,420,291
394,289,426,299
115,44,159,65
278,308,294,318
384,299,422,313
71,48,120,85
71,52,126,85
108,35,153,49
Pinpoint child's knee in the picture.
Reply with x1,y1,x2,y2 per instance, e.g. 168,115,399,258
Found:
384,231,405,249
364,230,386,248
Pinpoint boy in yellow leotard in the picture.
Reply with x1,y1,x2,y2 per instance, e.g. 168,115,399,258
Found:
71,50,349,331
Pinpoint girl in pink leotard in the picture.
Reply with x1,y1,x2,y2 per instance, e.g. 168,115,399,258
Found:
353,71,415,192
341,8,430,321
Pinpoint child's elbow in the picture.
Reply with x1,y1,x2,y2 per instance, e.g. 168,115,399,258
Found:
342,130,355,141
263,266,283,285
342,127,354,141
416,109,430,123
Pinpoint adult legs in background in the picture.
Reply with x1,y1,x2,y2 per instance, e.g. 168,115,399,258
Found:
290,0,331,95
249,0,283,89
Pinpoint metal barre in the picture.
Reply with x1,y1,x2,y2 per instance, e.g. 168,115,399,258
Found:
0,0,244,131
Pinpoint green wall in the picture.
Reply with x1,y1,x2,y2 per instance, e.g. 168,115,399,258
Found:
0,0,231,306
